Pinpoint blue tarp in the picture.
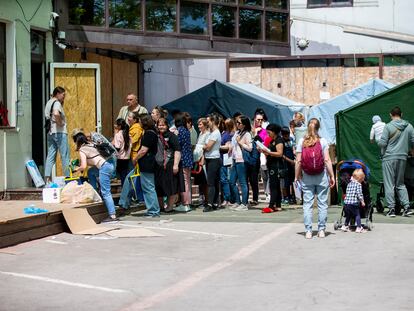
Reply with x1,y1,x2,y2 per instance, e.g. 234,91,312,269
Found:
308,79,394,144
162,80,305,126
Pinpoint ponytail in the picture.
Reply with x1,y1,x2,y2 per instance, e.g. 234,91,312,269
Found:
303,118,320,148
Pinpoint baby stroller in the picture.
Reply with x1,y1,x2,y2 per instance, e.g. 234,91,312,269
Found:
376,155,414,214
333,159,374,231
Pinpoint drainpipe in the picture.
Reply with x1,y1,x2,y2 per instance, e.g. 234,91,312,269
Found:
2,131,6,191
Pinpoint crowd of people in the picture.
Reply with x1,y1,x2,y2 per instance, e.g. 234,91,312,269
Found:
44,87,413,238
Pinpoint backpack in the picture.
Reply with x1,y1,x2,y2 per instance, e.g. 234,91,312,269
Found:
242,140,260,166
301,140,324,175
89,132,117,159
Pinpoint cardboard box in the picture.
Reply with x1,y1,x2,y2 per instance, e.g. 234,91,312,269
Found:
42,188,62,203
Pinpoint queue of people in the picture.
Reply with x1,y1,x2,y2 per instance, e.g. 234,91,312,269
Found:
45,87,412,237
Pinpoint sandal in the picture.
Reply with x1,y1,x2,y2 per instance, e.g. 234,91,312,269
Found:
355,227,367,233
273,207,282,212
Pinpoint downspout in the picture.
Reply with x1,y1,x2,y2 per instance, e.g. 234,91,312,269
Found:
3,131,6,190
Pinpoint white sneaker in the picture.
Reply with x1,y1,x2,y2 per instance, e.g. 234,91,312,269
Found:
317,230,326,238
228,203,239,210
305,231,312,239
174,205,191,212
234,204,248,211
340,225,349,232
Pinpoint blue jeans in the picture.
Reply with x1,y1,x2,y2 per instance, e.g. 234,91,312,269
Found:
88,162,116,216
302,183,329,232
140,172,160,216
119,168,144,209
230,162,248,205
220,166,231,202
45,133,70,177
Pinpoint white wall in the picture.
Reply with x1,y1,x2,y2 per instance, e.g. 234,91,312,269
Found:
290,0,414,55
143,59,227,111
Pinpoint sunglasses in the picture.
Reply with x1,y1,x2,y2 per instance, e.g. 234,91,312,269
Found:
256,119,263,122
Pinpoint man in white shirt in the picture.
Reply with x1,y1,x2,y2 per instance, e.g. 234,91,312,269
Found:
117,93,148,121
44,86,70,182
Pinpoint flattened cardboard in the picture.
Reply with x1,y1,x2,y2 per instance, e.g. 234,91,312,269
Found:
106,228,164,238
62,208,114,235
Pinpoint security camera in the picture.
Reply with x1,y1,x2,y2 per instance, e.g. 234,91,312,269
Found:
57,42,67,50
51,12,59,19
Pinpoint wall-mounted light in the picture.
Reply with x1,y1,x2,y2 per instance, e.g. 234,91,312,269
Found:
296,38,309,50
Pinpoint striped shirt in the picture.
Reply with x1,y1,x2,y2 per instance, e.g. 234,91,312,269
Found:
344,178,364,205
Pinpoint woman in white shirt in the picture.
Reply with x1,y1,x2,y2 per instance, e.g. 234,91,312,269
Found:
202,114,222,212
229,115,252,211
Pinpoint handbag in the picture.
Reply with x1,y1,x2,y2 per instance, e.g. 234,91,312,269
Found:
44,100,57,133
191,161,203,175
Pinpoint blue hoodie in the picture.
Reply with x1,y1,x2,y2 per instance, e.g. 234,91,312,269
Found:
378,119,414,160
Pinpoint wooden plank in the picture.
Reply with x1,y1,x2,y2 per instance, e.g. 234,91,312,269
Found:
0,223,66,249
87,53,113,138
112,58,138,121
64,50,82,63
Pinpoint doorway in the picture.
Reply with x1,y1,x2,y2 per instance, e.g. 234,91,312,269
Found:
30,30,46,172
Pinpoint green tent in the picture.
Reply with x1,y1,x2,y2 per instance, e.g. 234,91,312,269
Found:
335,78,414,200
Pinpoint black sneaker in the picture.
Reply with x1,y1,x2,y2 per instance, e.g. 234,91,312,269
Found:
402,208,413,217
386,209,396,217
203,204,213,213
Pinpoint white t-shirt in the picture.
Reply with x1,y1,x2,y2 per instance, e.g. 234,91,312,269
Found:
370,121,385,143
44,98,67,134
205,129,221,159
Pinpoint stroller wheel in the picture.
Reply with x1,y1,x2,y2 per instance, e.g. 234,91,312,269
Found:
333,221,340,231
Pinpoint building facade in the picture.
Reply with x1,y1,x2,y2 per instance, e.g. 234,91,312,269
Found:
230,0,414,104
0,0,54,191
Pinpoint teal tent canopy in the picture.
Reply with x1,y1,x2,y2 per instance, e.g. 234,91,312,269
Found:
162,80,302,126
336,78,414,199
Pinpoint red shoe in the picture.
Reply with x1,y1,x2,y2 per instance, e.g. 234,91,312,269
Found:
262,207,274,213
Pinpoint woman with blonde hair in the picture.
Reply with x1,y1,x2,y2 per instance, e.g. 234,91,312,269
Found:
295,118,335,239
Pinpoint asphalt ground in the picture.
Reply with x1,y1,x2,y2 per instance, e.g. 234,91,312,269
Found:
1,205,414,311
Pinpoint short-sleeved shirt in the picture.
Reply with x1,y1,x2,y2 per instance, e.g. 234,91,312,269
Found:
296,137,329,185
138,130,158,173
266,136,284,169
117,105,148,121
205,129,221,159
177,126,193,168
113,131,131,160
44,98,67,134
163,131,181,165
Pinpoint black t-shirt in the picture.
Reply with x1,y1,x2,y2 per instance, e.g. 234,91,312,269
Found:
266,136,284,169
138,130,158,173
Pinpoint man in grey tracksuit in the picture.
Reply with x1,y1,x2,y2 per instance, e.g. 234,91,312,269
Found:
378,106,414,217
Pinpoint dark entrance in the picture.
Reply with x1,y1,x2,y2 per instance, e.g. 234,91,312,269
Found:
30,30,46,172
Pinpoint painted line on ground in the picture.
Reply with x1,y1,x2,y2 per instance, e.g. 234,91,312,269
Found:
120,223,294,311
0,271,128,294
111,223,239,237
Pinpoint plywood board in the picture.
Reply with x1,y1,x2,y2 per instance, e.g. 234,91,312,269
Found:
62,208,113,235
54,68,96,175
112,58,138,122
87,53,113,138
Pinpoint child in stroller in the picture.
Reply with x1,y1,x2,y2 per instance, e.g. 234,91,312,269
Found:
334,160,373,231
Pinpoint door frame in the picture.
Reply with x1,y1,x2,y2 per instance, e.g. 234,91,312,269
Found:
49,63,102,132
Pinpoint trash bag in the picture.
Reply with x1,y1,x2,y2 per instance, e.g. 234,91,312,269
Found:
61,181,102,204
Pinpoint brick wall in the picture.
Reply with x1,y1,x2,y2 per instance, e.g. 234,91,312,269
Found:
383,66,414,85
229,62,262,86
230,62,383,105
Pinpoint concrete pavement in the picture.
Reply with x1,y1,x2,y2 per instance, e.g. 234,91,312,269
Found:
1,206,413,311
